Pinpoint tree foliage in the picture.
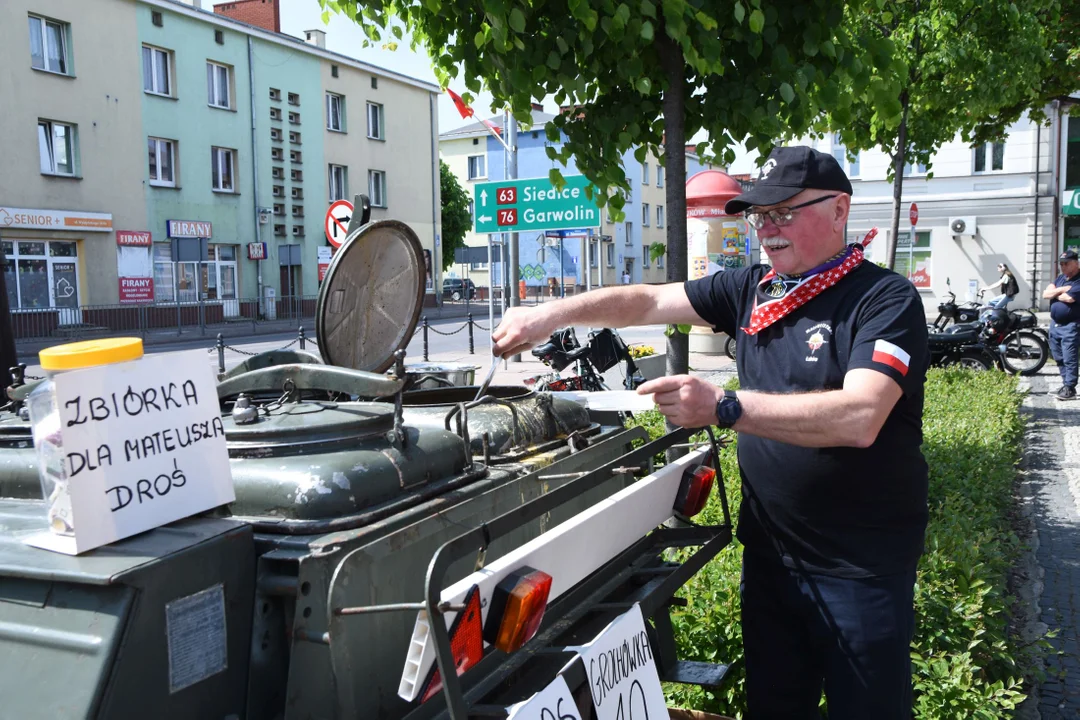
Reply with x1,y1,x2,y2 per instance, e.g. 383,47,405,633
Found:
439,160,472,272
318,0,905,376
829,0,1080,269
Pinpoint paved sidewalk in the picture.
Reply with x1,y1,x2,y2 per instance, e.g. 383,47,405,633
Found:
1018,369,1080,717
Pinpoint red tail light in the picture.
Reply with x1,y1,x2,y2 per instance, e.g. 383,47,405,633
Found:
482,567,553,653
420,585,484,702
674,465,716,517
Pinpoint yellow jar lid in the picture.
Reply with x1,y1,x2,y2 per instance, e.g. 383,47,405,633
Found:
39,337,144,371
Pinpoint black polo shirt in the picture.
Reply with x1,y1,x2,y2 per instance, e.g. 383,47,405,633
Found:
1050,272,1080,325
686,262,930,578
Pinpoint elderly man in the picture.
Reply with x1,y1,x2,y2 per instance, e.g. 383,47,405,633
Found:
493,146,929,718
1044,249,1080,400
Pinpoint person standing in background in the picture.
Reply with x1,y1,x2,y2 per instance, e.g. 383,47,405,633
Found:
1044,250,1080,401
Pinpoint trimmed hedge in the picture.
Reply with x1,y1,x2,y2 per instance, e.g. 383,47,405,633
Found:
628,369,1039,718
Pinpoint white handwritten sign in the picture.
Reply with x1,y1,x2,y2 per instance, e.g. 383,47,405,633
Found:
568,605,668,720
26,351,234,555
506,675,583,720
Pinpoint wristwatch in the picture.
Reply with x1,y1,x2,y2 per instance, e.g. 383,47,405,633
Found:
714,390,742,429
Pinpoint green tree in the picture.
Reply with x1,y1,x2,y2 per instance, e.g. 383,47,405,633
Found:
831,0,1080,270
318,0,903,379
439,160,472,272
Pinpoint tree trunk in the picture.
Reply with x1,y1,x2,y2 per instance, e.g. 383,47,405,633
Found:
657,25,689,455
657,28,688,380
887,95,910,273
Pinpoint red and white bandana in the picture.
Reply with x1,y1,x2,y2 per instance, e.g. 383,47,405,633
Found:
742,227,878,337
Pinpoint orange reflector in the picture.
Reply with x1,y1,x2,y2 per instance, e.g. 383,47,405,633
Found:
420,584,484,702
674,465,716,517
482,567,553,654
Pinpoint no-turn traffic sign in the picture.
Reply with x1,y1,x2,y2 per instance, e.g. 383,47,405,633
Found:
325,200,353,248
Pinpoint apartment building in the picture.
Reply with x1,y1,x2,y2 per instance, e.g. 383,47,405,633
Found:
440,110,708,293
1,0,440,323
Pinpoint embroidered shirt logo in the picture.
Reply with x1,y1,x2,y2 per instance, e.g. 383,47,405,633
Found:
804,322,832,362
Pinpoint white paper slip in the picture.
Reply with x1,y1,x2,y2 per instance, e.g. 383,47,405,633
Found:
550,390,655,412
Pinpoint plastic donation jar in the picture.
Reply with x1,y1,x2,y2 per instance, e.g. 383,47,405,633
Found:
27,338,145,536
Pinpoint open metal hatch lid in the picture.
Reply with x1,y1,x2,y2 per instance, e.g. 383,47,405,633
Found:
316,199,426,373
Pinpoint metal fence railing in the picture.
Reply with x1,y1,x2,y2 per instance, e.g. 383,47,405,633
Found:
9,295,319,342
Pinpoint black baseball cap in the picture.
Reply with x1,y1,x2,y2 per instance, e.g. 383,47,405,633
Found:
725,146,854,214
1060,250,1079,262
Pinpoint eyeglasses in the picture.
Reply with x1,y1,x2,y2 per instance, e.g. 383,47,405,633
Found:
745,195,839,230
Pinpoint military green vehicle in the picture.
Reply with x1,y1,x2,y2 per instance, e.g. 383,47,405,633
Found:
0,205,732,719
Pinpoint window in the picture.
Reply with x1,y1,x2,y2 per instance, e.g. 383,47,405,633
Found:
211,147,236,192
656,164,664,187
271,165,284,179
273,203,284,216
624,221,633,245
467,155,486,180
642,245,650,268
291,187,304,200
974,141,1005,173
642,163,650,185
326,93,344,131
38,120,76,176
29,15,69,75
269,88,281,101
329,164,347,201
289,131,301,144
590,240,598,268
3,239,80,311
274,224,286,237
656,205,665,228
290,150,302,164
271,148,284,162
272,185,284,197
147,137,175,186
606,244,615,267
657,251,664,269
467,200,475,224
830,133,860,177
288,92,300,106
290,168,303,182
292,225,305,237
291,205,304,218
142,45,172,96
367,102,384,140
903,161,927,176
371,76,378,89
368,169,386,207
270,127,282,142
331,64,339,78
270,107,282,121
288,111,300,125
206,61,231,109
891,230,932,289
215,29,224,45
641,203,650,227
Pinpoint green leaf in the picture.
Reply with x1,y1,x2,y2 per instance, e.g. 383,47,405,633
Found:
546,51,561,70
636,77,652,94
733,1,745,24
640,20,654,41
779,82,795,103
321,9,331,24
748,8,764,33
695,11,717,31
640,0,657,19
677,323,693,334
509,8,526,33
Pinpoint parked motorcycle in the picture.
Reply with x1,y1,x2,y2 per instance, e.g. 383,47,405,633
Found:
981,307,1049,375
928,323,999,371
526,327,644,392
930,278,985,331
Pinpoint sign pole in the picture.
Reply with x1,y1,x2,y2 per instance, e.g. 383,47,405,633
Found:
560,236,565,298
488,234,495,355
0,234,17,389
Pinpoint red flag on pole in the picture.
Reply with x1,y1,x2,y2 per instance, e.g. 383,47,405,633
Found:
446,89,474,120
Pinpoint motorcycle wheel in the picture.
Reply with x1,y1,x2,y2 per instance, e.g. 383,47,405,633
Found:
724,335,737,360
943,351,995,371
1000,330,1048,376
